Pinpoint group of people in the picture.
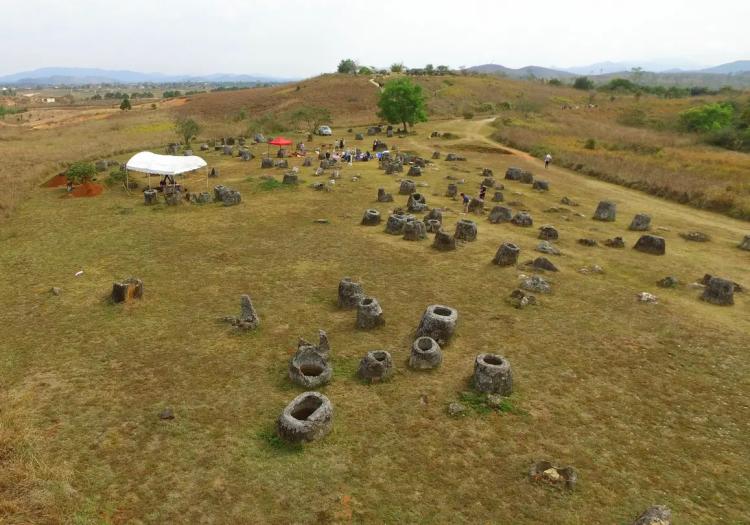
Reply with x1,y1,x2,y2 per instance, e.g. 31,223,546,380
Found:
459,153,553,213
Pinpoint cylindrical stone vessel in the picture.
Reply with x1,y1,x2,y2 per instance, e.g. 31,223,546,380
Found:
277,391,333,443
361,209,381,226
409,336,443,370
473,353,513,395
357,350,393,383
415,304,458,344
356,297,385,329
338,277,364,309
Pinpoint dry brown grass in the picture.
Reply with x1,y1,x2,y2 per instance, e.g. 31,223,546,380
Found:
1,120,748,523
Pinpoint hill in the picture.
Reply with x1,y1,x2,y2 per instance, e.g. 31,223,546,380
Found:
0,67,291,86
699,60,750,74
466,64,575,79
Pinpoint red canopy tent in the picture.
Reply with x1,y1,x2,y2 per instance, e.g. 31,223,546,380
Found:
266,136,293,158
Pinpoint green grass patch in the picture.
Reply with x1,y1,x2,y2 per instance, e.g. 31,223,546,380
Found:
256,427,303,454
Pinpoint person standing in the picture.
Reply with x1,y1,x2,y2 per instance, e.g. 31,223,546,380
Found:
479,185,487,201
544,153,552,169
460,192,470,213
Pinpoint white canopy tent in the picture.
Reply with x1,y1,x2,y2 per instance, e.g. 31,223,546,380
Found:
125,151,208,191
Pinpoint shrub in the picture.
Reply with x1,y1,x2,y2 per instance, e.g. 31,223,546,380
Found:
119,98,131,111
463,111,474,120
584,138,596,150
679,102,734,132
473,102,494,113
66,162,96,183
573,76,595,90
617,107,649,127
548,78,562,86
390,62,404,73
174,117,201,146
337,58,357,74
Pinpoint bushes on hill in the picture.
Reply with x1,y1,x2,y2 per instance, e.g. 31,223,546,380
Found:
337,59,357,74
66,162,96,184
679,102,734,132
573,76,595,90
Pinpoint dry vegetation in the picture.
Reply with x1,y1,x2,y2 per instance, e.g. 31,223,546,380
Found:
0,114,749,523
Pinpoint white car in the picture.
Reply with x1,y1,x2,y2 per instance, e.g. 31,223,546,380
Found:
317,125,332,136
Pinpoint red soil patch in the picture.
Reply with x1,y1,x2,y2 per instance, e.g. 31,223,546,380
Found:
70,182,104,197
44,174,68,187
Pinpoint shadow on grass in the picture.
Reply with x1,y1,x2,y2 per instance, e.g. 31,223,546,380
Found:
256,427,304,455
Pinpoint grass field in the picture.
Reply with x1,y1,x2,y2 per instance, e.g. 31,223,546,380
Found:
1,117,748,523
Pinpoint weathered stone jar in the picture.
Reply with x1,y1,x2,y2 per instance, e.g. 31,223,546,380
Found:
277,391,334,443
473,353,512,395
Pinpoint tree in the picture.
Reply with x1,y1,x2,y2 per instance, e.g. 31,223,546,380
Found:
66,162,96,184
174,116,201,146
291,106,332,134
120,98,132,110
377,77,427,133
679,102,734,132
337,59,357,74
573,76,595,90
358,65,373,76
424,64,434,75
436,65,450,75
390,62,404,73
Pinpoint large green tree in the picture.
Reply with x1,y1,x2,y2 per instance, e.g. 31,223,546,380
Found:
290,106,332,134
174,116,201,146
337,59,357,74
377,78,427,133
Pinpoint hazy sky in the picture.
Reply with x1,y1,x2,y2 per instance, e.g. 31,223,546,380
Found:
3,0,748,77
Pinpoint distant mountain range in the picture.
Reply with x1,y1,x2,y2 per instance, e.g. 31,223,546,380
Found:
466,60,750,79
0,67,293,86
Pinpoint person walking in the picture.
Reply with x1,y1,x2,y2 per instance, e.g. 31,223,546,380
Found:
544,153,552,169
479,185,487,201
460,192,470,213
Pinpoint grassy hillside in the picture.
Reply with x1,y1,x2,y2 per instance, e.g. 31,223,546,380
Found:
1,117,749,523
2,74,749,221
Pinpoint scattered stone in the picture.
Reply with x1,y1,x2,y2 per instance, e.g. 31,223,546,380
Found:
482,167,494,177
482,177,496,188
282,172,298,185
222,145,233,156
276,148,288,158
50,286,62,296
425,219,441,233
488,205,513,224
455,219,478,241
385,213,409,235
657,276,679,288
302,157,312,167
593,200,617,221
529,461,577,490
200,143,210,151
473,354,513,395
288,339,333,388
403,220,427,241
254,133,266,143
511,212,533,227
701,276,735,306
415,304,458,345
183,149,193,156
361,209,381,226
536,241,560,255
158,408,175,420
432,230,457,251
521,275,551,294
467,197,484,214
164,191,182,206
637,292,658,304
445,153,466,161
578,265,604,275
519,171,534,184
560,196,579,206
504,167,523,181
634,235,666,255
432,151,440,159
629,213,651,231
739,235,750,251
240,149,253,161
407,165,422,177
274,159,289,169
680,231,710,242
261,157,273,169
357,350,393,383
277,391,333,443
604,236,625,248
407,193,427,212
143,189,158,205
189,191,212,204
447,402,466,417
578,238,598,247
296,330,330,357
355,133,364,140
530,257,559,272
493,242,520,266
111,277,144,303
399,179,416,195
538,225,558,241
338,278,364,309
409,337,443,370
375,188,394,203
532,180,549,191
631,505,672,525
491,191,504,202
509,289,536,309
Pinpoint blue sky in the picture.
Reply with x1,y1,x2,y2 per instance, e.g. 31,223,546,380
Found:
2,0,748,77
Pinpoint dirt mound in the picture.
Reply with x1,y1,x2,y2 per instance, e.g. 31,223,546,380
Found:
69,182,103,197
43,174,68,187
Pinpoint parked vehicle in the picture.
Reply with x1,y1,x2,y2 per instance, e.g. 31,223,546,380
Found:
317,125,332,136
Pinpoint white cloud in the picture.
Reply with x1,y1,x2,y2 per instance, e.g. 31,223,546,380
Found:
2,0,748,76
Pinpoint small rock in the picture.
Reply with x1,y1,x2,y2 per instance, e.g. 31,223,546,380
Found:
604,237,625,248
680,231,710,242
158,408,175,420
50,287,62,296
657,276,679,288
631,505,672,525
447,402,466,417
637,292,658,304
578,238,598,247
314,219,330,224
536,241,560,255
486,394,505,409
521,275,551,294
